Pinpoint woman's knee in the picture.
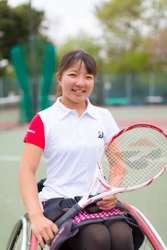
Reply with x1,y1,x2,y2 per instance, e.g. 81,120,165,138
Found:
105,220,134,250
65,223,111,250
87,225,111,248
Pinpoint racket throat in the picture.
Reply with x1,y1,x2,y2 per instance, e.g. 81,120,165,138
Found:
99,178,111,190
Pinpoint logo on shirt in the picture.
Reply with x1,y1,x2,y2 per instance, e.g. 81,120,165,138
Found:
27,129,35,134
98,131,104,138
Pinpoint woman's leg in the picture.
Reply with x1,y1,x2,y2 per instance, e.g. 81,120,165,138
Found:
104,220,134,250
62,223,111,250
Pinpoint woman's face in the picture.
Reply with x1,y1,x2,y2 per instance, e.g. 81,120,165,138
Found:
56,60,95,107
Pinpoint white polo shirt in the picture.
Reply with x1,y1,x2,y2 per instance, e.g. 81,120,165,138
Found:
24,97,120,201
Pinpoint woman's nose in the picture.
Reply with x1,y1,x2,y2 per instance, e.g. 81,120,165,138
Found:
76,77,85,86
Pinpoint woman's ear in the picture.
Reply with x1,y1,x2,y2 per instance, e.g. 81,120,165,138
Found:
56,73,62,85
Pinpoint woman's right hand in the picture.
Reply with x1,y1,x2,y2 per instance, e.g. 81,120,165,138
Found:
30,214,58,248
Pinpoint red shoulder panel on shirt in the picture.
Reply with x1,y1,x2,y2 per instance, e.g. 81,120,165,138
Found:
24,114,45,149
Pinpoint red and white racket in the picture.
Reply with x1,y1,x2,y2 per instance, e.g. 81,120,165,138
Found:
55,123,167,228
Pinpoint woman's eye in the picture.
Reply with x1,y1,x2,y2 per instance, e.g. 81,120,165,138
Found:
86,75,93,79
69,73,76,77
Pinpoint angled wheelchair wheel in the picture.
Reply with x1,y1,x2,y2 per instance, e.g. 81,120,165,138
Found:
122,202,167,250
4,213,42,250
5,214,28,250
5,213,31,250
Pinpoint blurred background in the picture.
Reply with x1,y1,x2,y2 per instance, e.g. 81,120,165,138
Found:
0,0,167,126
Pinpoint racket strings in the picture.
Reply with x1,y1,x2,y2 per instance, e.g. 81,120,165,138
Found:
101,127,167,188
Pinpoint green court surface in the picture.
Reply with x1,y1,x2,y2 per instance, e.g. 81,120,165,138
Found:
0,105,167,249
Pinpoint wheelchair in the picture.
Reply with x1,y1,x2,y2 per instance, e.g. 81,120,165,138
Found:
5,179,167,250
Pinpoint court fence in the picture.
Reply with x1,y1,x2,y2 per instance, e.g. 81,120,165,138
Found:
93,72,167,106
0,72,167,110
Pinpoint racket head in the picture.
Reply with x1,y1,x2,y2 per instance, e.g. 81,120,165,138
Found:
98,123,167,190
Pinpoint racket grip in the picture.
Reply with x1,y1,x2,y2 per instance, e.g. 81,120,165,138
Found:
55,203,82,228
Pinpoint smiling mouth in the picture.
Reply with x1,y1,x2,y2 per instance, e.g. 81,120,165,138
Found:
72,89,86,93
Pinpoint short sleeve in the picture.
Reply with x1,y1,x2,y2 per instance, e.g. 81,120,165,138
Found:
24,114,45,149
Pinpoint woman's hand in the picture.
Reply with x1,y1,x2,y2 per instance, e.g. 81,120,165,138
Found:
96,193,117,211
30,214,58,248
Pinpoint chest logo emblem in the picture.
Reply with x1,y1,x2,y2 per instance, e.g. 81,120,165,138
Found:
98,131,104,138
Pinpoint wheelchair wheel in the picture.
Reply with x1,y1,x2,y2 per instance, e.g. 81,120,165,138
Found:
5,213,35,250
122,202,167,250
140,236,155,250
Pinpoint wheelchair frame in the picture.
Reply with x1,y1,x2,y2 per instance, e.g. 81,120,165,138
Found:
5,201,167,250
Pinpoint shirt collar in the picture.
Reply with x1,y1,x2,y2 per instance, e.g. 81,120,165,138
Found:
53,97,98,120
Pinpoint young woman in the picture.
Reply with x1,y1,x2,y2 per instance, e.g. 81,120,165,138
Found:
19,49,137,250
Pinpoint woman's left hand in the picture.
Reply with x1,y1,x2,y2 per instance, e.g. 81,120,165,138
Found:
96,194,117,210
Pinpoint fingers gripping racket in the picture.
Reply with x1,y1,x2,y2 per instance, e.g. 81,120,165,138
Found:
55,123,167,228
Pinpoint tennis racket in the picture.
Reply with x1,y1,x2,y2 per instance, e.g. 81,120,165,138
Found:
55,123,167,228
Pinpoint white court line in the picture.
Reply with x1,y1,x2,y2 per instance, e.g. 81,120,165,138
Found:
0,156,45,161
0,156,21,161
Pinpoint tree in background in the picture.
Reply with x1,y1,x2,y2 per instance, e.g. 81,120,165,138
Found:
1,0,167,76
142,0,167,72
0,0,50,76
94,0,167,73
144,28,167,71
96,0,144,55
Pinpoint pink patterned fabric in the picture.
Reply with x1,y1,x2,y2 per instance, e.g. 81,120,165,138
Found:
72,208,122,224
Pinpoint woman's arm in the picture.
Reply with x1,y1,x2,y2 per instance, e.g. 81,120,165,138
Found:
19,142,58,248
